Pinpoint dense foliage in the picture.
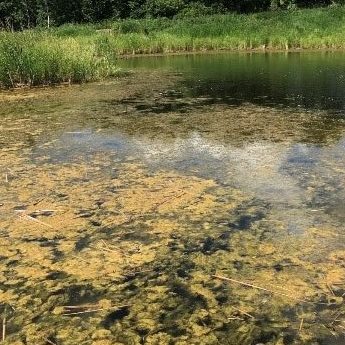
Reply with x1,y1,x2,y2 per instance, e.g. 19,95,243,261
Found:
1,0,344,30
2,6,345,88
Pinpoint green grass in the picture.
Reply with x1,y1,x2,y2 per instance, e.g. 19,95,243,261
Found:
2,6,345,88
0,32,120,88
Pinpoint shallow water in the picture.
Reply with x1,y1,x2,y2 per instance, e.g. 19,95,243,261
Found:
1,53,345,345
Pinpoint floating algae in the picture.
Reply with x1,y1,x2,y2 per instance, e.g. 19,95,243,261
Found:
1,65,345,344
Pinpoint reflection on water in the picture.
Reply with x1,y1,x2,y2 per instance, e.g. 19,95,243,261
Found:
119,52,345,111
1,53,345,345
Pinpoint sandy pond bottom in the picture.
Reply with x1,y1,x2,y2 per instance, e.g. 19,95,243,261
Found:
1,70,345,345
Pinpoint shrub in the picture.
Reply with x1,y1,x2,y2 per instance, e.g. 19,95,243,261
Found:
175,2,222,18
144,0,185,18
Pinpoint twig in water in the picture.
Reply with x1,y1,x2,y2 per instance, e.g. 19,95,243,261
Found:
232,307,255,319
321,323,337,337
62,304,99,309
33,197,46,206
29,210,57,217
2,316,5,342
326,282,335,297
16,211,54,229
60,304,129,316
212,275,318,304
299,318,304,331
2,306,6,343
228,316,244,321
62,307,106,316
330,310,344,326
23,214,54,228
100,239,111,250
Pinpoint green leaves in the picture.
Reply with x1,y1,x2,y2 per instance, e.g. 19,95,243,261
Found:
0,0,339,30
144,0,185,18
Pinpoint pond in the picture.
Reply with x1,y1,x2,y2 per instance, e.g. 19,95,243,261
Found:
0,52,345,345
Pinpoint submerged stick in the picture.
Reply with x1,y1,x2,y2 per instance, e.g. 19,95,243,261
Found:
212,275,315,304
61,308,106,316
228,316,244,321
2,315,5,342
330,310,344,326
16,211,54,229
63,305,99,309
326,282,335,297
24,214,54,229
299,318,304,331
61,304,129,316
232,307,255,319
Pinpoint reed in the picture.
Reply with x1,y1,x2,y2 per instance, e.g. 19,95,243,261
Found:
0,32,120,88
1,6,345,88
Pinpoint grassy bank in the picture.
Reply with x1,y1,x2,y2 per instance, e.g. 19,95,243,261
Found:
1,6,345,88
0,33,121,88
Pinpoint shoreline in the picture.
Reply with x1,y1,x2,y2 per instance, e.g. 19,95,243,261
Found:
2,44,345,91
1,48,345,91
118,47,345,59
2,6,345,88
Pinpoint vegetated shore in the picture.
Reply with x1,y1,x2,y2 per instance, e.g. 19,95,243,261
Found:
1,6,345,88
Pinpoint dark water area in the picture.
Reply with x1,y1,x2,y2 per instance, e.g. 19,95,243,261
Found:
1,52,345,345
119,51,345,112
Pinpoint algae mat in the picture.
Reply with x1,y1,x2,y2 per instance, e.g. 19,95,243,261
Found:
1,69,345,345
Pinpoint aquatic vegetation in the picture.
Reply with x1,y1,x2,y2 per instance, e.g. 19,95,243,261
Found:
1,67,345,344
0,32,121,88
2,7,345,87
1,145,344,344
1,149,345,344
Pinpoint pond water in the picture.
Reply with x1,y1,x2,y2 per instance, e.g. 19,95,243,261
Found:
1,52,345,345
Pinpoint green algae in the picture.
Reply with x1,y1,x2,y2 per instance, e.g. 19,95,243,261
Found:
0,68,345,345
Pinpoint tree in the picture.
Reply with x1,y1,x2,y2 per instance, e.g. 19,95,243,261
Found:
0,0,341,30
36,0,51,27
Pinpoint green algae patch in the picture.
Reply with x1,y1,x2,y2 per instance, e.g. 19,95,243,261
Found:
1,150,345,344
1,69,345,344
0,150,244,344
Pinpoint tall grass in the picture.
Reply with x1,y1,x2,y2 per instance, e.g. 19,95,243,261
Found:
105,6,345,53
1,6,345,88
0,32,120,88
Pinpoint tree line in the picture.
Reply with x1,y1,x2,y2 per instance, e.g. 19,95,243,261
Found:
0,0,344,30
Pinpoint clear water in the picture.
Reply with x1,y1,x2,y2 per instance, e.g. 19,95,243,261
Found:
1,52,345,345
